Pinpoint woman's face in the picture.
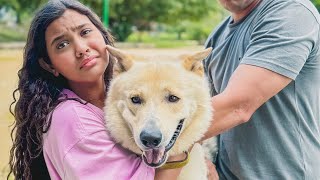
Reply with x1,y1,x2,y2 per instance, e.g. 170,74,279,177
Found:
45,9,109,87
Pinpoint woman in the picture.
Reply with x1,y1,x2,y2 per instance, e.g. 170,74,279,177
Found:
8,0,195,179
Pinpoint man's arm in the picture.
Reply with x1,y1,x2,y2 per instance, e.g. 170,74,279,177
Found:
203,64,292,140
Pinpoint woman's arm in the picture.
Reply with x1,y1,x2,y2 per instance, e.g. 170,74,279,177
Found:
154,153,186,180
44,101,155,180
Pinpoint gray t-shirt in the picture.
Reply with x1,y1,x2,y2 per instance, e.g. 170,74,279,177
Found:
204,0,320,179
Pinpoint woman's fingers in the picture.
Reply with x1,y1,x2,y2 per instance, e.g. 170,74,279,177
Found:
206,158,219,180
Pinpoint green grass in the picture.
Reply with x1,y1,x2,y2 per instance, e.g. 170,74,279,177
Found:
127,31,199,48
0,25,27,42
152,40,198,48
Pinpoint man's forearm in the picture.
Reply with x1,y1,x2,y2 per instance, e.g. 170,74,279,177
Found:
202,93,247,141
202,65,292,141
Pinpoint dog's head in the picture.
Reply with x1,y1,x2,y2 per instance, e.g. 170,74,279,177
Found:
105,45,212,168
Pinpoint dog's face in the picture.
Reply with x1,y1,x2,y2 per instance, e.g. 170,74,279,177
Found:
105,46,212,168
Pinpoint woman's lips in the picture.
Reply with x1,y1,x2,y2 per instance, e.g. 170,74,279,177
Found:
80,56,98,69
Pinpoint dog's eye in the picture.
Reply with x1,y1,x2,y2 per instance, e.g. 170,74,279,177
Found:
168,95,180,103
131,96,142,104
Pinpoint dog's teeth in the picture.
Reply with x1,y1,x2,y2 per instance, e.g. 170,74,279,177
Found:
165,119,185,152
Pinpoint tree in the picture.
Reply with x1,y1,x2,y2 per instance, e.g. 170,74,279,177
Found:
1,0,221,41
82,0,219,41
0,0,46,24
311,0,320,12
111,0,170,41
113,0,220,41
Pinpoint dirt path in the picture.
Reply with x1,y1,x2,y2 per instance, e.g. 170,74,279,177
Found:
0,46,203,178
0,49,22,178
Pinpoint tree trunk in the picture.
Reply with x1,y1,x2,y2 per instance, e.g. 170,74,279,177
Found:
177,32,182,40
16,11,21,24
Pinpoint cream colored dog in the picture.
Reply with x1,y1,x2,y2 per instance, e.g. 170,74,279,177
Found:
104,45,217,180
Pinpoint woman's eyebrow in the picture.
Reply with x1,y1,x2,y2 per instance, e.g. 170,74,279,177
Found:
50,23,90,46
71,23,89,31
51,34,65,46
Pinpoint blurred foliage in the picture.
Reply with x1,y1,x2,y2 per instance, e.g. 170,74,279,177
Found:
1,0,318,43
0,0,223,42
312,0,320,11
0,0,47,23
1,0,224,42
167,9,227,43
81,0,221,41
0,24,27,42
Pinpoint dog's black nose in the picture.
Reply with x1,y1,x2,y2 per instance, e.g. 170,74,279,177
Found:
140,130,162,148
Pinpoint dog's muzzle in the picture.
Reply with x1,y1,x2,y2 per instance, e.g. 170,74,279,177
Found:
142,119,185,168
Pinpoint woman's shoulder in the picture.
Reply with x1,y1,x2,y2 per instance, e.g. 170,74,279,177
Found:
55,89,104,118
49,89,106,136
43,89,108,155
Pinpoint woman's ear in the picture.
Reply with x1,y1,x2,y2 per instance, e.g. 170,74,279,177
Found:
38,58,60,77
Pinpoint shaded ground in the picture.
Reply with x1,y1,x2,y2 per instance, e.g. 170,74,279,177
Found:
0,45,203,178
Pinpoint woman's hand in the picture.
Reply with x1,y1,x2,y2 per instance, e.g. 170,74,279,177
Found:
154,152,188,180
206,158,219,180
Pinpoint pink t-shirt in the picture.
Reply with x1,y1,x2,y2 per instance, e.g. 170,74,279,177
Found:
43,89,155,180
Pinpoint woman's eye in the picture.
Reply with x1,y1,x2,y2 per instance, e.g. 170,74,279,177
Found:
57,41,69,49
81,29,92,36
168,95,180,103
131,96,142,104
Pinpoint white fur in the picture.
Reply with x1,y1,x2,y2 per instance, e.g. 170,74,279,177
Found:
104,46,217,179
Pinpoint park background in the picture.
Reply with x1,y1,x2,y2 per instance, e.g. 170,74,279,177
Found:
0,0,319,179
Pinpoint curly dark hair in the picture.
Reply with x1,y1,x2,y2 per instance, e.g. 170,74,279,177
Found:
8,0,115,179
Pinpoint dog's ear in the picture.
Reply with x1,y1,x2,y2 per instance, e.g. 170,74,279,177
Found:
106,45,133,76
181,48,212,76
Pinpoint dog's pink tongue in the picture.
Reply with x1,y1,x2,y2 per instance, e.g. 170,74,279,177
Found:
145,147,165,164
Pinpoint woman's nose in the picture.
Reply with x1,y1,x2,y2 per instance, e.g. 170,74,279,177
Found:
76,48,90,58
75,39,90,58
